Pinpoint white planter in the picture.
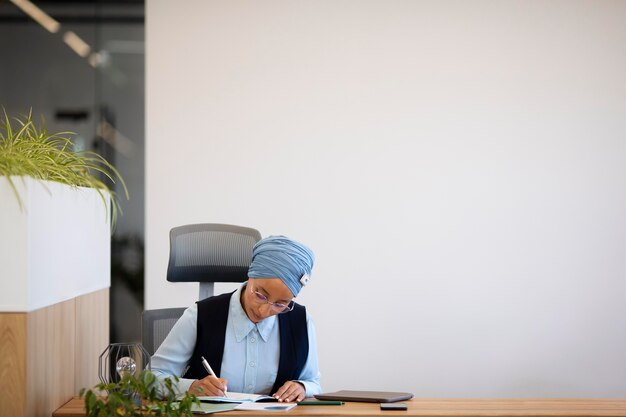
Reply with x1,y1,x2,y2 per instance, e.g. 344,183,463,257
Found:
0,176,111,312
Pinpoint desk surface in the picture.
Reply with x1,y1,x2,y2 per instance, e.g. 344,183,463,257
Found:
53,397,626,417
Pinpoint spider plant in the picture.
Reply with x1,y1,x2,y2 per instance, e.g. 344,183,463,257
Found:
0,108,129,230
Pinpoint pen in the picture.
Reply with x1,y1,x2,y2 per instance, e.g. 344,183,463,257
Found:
201,356,228,398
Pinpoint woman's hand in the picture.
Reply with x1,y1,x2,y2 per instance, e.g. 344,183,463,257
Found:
189,375,229,397
273,381,306,402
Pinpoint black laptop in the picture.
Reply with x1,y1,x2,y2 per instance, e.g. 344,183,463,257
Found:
314,390,413,403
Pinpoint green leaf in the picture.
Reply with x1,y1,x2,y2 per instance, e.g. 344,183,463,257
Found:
0,107,129,234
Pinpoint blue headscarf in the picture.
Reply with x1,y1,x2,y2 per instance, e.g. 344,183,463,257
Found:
247,235,315,297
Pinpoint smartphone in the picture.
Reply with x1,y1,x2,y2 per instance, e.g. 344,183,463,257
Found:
380,403,408,411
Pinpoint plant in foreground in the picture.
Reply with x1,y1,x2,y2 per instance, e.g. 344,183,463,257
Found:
80,370,199,416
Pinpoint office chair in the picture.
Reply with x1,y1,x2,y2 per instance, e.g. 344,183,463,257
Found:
141,307,186,356
142,223,262,355
166,223,262,300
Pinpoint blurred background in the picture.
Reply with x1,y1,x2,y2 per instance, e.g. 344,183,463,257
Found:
0,0,145,343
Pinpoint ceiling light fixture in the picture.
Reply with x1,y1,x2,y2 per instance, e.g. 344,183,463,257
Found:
9,0,60,33
63,31,91,58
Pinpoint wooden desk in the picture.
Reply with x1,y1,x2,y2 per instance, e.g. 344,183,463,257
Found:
53,397,626,417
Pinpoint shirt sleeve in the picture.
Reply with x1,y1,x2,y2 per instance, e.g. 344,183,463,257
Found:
150,304,198,395
295,312,322,396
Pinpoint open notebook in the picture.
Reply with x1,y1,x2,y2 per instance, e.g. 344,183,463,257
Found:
234,402,297,411
189,402,238,415
196,392,277,403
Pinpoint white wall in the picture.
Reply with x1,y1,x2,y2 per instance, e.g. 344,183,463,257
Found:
146,0,626,397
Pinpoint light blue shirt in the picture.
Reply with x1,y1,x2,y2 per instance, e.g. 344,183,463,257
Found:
151,284,322,396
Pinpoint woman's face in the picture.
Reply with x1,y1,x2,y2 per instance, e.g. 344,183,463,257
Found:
241,278,294,323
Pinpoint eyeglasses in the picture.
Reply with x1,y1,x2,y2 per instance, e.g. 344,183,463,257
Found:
250,287,294,313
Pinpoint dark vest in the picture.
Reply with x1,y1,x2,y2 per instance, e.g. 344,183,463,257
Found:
185,291,309,394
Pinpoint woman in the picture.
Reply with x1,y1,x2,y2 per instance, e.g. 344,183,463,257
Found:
151,235,321,402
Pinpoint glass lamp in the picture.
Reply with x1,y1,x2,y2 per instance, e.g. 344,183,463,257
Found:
98,342,151,386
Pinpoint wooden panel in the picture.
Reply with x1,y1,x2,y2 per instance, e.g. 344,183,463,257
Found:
75,288,109,393
27,299,76,417
0,313,27,417
0,289,108,417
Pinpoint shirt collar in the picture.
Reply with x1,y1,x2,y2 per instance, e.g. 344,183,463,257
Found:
230,283,277,343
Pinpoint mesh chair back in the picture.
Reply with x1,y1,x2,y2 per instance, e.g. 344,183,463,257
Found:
141,307,186,356
167,223,261,284
143,224,261,355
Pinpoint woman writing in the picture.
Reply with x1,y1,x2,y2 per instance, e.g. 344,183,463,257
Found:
151,235,321,403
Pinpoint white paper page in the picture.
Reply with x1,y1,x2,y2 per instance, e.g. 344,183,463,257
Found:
235,403,297,411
